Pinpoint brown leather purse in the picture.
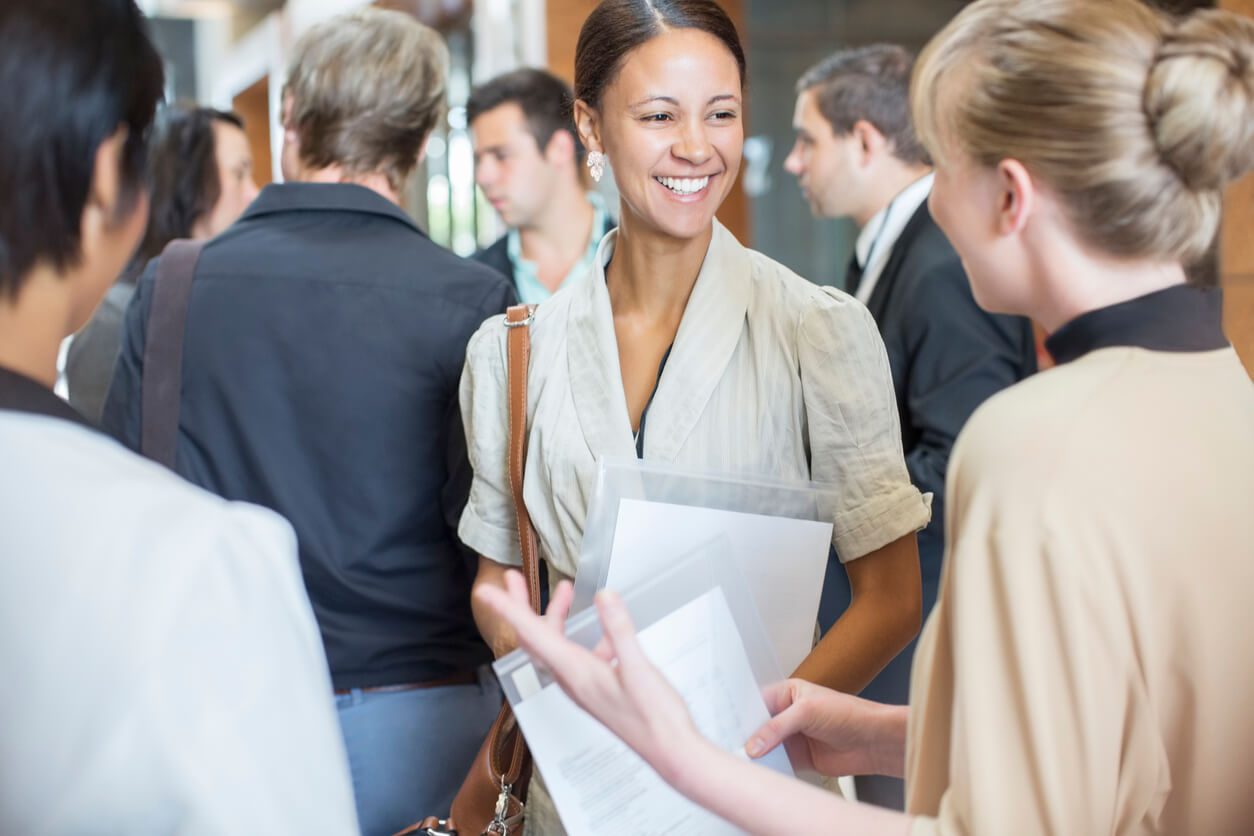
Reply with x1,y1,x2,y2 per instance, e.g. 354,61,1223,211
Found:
398,304,541,836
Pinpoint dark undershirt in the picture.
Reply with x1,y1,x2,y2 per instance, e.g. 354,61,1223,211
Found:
1045,284,1227,365
634,345,673,458
0,366,95,429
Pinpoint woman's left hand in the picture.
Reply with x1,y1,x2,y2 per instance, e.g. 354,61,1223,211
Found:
474,572,703,778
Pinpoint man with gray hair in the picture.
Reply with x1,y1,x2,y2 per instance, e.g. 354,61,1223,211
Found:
104,10,516,834
784,45,1037,810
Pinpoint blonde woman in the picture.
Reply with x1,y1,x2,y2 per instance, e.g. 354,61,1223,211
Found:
477,1,1254,833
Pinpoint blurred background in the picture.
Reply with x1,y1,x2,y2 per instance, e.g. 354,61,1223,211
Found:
136,0,1248,347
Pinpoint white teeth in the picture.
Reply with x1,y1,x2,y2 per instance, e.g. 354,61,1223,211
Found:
655,175,710,195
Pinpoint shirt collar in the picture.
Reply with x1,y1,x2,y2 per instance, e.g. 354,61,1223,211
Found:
1045,284,1228,365
855,172,934,268
0,366,95,429
240,182,424,235
507,193,608,304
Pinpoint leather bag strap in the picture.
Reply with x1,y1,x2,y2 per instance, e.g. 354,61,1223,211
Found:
505,303,541,612
141,239,206,469
498,302,540,787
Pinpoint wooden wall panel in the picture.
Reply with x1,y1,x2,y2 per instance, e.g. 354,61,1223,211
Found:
544,0,752,245
1219,0,1253,377
232,77,273,188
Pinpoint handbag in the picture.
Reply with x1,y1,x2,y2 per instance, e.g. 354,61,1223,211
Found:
398,303,542,836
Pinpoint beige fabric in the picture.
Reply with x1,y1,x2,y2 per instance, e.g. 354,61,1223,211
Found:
905,346,1254,836
459,220,931,583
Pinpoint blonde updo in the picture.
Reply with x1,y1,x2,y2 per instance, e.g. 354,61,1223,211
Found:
912,0,1254,266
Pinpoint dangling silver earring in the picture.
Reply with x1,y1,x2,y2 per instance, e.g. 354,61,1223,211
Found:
587,151,606,183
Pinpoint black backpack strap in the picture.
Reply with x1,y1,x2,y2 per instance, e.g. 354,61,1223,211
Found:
141,239,206,468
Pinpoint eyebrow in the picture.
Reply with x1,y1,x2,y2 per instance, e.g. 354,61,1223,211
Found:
628,93,741,108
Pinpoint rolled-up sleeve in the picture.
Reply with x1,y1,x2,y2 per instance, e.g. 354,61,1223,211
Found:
798,290,931,561
457,317,523,567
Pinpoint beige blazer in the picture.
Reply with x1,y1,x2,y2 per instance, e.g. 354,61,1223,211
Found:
459,220,930,580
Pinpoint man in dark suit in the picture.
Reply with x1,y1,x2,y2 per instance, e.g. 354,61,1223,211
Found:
468,68,614,303
102,11,516,835
784,44,1037,810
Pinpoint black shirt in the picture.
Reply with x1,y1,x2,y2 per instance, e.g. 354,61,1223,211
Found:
1046,284,1228,365
0,367,93,427
102,183,517,689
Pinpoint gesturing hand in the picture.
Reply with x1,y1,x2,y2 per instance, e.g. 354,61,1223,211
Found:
746,679,906,779
474,572,704,778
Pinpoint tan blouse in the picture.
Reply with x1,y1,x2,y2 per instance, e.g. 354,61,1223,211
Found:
459,220,930,581
906,345,1254,835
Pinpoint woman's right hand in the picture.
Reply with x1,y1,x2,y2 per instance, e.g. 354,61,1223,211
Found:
746,679,909,779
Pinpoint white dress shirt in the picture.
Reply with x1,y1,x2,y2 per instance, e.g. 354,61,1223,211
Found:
459,219,931,581
0,413,359,836
854,172,935,305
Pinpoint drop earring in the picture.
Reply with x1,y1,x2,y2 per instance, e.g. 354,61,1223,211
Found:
586,150,606,183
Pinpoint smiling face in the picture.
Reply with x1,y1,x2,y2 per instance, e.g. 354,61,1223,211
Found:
577,27,744,244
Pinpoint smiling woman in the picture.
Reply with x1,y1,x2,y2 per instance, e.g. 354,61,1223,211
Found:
459,3,931,831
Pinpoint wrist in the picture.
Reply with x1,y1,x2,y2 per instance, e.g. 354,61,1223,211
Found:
865,702,910,778
649,727,721,794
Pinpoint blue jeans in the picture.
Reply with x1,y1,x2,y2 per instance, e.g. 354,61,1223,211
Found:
336,667,503,836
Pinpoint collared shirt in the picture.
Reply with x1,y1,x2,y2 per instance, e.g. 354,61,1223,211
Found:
459,219,931,581
506,193,609,305
1,366,359,834
853,172,934,304
102,182,516,690
906,285,1254,836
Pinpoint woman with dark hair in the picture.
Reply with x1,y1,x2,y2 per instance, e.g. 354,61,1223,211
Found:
477,0,1254,833
66,103,257,422
460,1,929,830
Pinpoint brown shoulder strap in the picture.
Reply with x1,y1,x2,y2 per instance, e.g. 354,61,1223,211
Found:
505,303,541,613
141,239,206,469
496,302,539,791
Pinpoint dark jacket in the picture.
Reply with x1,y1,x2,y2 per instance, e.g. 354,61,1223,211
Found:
823,202,1036,705
102,183,517,690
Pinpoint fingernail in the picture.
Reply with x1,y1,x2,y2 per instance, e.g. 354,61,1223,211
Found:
745,738,763,757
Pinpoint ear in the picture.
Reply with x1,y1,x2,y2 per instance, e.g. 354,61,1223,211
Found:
851,119,888,164
81,128,129,248
573,99,603,156
995,158,1035,236
544,129,577,166
416,132,432,166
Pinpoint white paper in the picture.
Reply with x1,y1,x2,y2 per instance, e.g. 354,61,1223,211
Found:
512,587,793,836
604,499,832,674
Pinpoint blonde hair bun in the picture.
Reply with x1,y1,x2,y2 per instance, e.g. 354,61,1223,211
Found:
1146,10,1254,193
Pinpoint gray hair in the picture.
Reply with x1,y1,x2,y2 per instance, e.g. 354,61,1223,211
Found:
284,8,449,191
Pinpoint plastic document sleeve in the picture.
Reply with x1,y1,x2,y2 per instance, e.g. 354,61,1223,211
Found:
493,542,794,836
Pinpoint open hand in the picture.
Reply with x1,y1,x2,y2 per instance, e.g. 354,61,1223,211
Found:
474,572,704,777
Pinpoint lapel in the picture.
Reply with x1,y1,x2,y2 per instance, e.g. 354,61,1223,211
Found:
865,202,932,321
567,230,639,464
566,220,751,465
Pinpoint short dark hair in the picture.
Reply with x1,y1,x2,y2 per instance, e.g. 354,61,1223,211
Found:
136,105,245,263
798,45,929,167
0,0,164,299
468,68,584,159
575,0,746,111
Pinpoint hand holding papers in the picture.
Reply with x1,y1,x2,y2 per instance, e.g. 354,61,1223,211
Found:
485,547,793,835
